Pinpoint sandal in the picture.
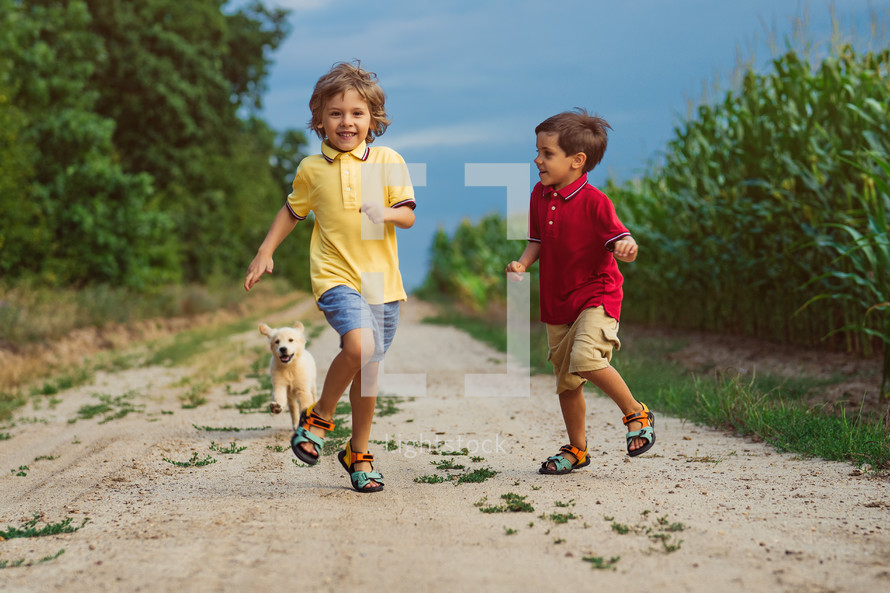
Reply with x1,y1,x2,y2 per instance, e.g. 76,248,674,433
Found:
337,440,384,493
539,443,590,475
623,402,656,457
290,405,335,465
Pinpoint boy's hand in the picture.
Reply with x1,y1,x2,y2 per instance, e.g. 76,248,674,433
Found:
506,261,526,282
360,202,386,224
612,237,638,262
244,254,274,292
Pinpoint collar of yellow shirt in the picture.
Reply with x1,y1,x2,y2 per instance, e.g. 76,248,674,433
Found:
321,140,370,163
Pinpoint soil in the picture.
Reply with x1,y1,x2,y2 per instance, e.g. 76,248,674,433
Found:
1,296,888,593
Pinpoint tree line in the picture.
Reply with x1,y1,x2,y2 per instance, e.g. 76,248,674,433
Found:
0,0,312,290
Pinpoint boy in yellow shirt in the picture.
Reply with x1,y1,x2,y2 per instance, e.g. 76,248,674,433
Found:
245,61,416,492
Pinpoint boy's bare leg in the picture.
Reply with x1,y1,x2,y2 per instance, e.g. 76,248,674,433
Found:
298,328,374,457
577,366,647,452
347,362,380,487
544,385,588,471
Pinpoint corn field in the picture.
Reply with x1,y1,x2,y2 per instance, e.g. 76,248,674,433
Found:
422,42,890,397
612,43,889,395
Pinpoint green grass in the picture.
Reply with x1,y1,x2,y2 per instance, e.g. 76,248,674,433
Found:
426,304,890,470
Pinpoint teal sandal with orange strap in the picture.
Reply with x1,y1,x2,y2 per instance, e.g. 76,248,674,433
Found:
291,405,335,466
338,440,384,493
539,443,590,475
623,402,656,457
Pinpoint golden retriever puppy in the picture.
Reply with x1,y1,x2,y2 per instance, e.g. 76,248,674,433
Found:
258,322,317,428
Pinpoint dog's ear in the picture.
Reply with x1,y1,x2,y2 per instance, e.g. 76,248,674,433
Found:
259,323,272,337
293,321,305,331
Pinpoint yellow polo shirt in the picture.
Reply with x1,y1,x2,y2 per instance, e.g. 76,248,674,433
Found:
286,141,416,305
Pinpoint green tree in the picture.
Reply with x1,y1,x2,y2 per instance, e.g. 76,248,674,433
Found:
0,0,39,274
1,0,177,287
0,0,306,287
81,0,295,281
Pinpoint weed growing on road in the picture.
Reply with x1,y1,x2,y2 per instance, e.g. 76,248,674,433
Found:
454,467,498,485
432,458,465,470
0,512,89,539
582,555,620,570
545,512,577,524
476,493,535,513
192,424,270,432
0,549,66,569
606,511,686,553
430,446,470,456
370,438,400,451
70,391,143,424
685,451,736,464
178,381,208,409
9,465,28,477
414,474,446,484
232,392,266,414
209,441,246,454
375,396,403,417
162,452,217,467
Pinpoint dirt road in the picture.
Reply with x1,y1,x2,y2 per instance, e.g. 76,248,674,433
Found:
1,298,888,592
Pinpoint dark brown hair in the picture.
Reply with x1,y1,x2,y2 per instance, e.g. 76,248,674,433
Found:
308,60,390,143
535,109,611,172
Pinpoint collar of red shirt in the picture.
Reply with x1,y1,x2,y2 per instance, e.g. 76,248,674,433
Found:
321,140,370,163
547,172,588,201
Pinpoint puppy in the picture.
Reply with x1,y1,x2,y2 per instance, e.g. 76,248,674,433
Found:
258,322,317,428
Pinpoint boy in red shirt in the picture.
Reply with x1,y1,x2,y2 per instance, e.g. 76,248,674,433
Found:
506,109,656,474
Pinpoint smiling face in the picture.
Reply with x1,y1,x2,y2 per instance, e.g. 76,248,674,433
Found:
316,89,371,152
534,131,586,191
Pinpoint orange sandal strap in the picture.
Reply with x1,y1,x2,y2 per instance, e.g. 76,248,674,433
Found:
300,406,335,432
559,443,587,463
349,452,374,464
344,440,374,465
622,403,653,428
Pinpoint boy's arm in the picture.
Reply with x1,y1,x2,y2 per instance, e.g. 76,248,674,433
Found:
244,205,299,291
360,203,415,229
506,242,541,280
611,236,638,262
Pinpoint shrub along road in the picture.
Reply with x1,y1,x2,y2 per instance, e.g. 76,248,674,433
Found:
1,298,888,592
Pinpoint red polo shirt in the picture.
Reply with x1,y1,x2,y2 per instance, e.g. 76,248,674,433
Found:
528,173,631,325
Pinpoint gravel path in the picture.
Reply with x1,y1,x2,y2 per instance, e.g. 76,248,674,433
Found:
1,298,888,593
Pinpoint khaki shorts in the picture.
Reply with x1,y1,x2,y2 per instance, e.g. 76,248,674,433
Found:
546,305,621,394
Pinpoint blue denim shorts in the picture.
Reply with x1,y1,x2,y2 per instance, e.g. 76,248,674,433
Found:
316,285,400,363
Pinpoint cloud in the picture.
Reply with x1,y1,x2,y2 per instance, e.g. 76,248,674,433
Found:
384,120,526,151
266,0,329,11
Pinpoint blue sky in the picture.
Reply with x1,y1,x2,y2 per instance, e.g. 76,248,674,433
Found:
252,0,889,290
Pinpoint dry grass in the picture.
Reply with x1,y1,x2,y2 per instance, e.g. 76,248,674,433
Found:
0,282,310,419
